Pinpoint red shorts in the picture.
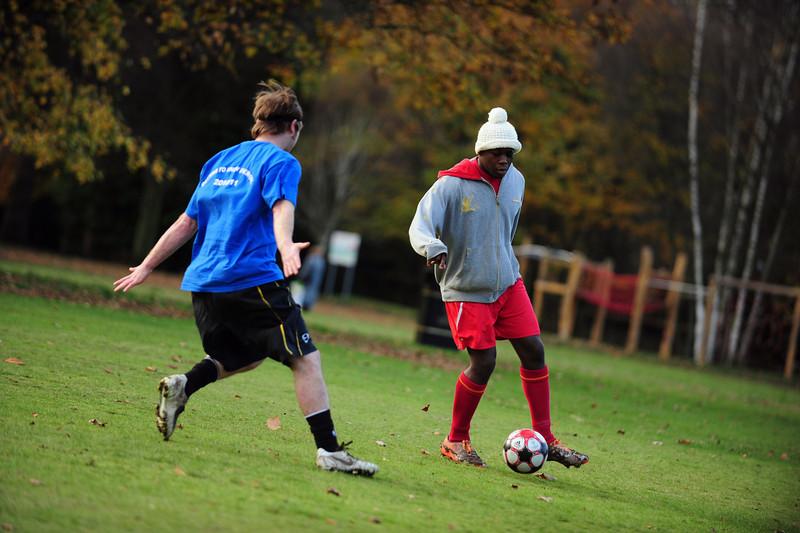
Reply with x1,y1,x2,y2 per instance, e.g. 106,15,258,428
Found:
444,278,541,350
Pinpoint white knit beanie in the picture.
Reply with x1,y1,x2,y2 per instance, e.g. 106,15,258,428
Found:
474,107,522,154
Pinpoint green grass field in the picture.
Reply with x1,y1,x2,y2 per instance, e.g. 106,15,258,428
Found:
1,278,800,531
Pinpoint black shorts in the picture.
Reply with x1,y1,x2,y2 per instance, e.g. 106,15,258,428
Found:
191,280,317,371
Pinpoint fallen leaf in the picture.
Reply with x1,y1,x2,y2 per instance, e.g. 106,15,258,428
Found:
325,519,337,526
1,523,13,531
511,484,519,489
617,429,625,435
375,440,387,447
88,418,106,427
537,496,553,503
420,449,430,456
266,416,281,430
407,494,416,499
115,399,131,404
234,394,242,399
678,439,692,445
167,364,178,369
780,452,789,461
174,466,186,476
32,413,39,418
421,403,430,412
767,450,775,457
4,357,24,366
171,355,183,362
536,472,557,481
370,517,381,524
741,453,748,459
591,403,598,409
327,487,340,497
177,424,184,430
652,441,664,446
29,479,41,486
433,431,441,436
144,366,157,372
103,368,113,374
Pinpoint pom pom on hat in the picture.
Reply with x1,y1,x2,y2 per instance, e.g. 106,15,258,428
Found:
487,107,507,123
475,107,521,154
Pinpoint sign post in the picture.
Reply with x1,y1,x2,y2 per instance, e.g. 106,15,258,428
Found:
324,231,361,297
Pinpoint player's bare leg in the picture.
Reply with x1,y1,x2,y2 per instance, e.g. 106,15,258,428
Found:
291,350,329,415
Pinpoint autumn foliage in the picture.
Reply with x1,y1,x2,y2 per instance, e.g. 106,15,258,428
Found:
0,0,797,313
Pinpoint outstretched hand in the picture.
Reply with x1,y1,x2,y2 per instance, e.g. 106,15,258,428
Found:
427,253,447,270
280,241,311,277
113,264,153,293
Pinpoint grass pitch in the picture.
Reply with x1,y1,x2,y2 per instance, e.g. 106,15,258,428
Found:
1,288,799,531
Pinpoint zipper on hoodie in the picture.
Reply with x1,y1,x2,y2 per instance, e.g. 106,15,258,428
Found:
479,177,503,295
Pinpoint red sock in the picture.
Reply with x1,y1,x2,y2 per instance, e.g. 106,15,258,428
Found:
448,372,487,442
520,366,556,444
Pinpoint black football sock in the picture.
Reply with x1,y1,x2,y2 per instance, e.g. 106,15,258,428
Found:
184,359,218,397
306,409,339,452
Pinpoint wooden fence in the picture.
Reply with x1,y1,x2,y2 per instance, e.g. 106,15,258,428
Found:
700,275,800,379
516,244,799,380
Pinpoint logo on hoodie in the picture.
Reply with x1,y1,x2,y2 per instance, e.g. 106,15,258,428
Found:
461,195,477,213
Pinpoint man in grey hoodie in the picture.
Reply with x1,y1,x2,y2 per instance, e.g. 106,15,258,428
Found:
409,107,588,469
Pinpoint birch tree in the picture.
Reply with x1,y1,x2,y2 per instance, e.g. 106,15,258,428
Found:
728,27,799,361
687,0,708,363
705,8,752,362
738,139,799,358
713,18,784,361
295,70,379,246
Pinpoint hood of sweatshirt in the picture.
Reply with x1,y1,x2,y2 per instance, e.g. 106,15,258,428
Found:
437,158,488,181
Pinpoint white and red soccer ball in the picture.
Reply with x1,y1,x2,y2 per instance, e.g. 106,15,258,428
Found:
503,429,549,474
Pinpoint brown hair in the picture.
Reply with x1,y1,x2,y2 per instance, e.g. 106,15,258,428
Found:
250,80,303,139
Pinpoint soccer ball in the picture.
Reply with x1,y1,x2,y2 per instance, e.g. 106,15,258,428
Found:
503,429,548,474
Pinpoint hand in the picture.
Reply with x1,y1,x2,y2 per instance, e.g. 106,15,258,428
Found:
113,264,153,293
279,241,311,277
427,253,447,270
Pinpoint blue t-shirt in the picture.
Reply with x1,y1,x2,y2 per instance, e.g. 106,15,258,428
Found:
180,141,301,292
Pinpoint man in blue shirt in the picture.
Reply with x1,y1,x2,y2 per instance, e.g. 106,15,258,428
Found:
114,81,377,476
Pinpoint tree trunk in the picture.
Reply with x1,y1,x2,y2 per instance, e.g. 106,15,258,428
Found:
688,0,708,364
298,102,372,245
706,15,752,362
738,165,797,359
0,154,34,245
727,143,773,362
132,170,165,259
718,59,777,361
81,202,96,257
728,35,798,362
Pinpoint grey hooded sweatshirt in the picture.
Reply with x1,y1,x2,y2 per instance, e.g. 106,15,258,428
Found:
409,158,524,303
